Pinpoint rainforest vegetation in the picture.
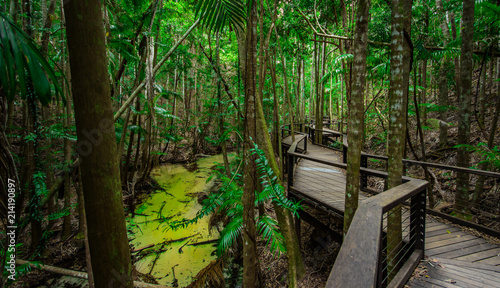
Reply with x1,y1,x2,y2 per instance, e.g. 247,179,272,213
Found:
0,0,499,287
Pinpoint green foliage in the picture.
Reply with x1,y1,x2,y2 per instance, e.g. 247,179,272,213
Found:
458,143,500,170
43,123,77,142
419,102,457,113
195,0,246,34
251,143,302,216
0,13,62,105
477,2,500,33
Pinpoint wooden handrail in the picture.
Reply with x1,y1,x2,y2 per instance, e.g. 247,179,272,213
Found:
326,179,428,288
307,124,500,179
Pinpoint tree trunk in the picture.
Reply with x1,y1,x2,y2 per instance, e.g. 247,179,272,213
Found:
343,0,370,235
64,1,133,287
242,1,260,286
314,38,323,142
436,0,451,148
455,0,475,219
386,0,413,280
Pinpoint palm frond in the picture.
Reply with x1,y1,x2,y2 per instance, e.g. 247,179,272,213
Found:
195,0,246,34
257,215,286,256
216,216,243,256
251,143,302,216
0,13,63,105
332,53,353,67
187,259,225,288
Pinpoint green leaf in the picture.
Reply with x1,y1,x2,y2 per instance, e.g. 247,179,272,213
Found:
195,0,246,34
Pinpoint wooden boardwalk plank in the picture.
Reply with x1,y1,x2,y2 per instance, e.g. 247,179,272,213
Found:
426,227,462,238
437,242,497,259
426,235,477,250
426,239,492,258
454,248,500,263
425,231,471,243
477,256,500,266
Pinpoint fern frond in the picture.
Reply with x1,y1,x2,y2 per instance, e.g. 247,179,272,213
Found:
257,215,286,256
216,216,243,257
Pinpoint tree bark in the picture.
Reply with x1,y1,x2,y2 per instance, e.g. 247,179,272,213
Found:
343,0,370,234
242,1,260,286
64,1,133,287
386,0,413,279
436,0,450,148
455,0,475,218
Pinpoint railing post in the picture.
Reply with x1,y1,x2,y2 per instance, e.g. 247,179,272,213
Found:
361,155,368,189
411,188,427,254
343,145,347,164
287,153,294,190
282,143,287,174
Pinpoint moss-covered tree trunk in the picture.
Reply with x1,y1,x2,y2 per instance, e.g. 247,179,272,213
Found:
455,0,475,219
387,0,413,279
343,0,370,235
64,1,133,287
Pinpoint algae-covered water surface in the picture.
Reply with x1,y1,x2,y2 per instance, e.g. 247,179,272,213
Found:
127,155,227,287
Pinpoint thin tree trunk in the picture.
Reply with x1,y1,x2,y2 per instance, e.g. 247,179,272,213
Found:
343,0,370,234
455,0,475,218
242,1,260,286
436,0,451,148
386,0,413,280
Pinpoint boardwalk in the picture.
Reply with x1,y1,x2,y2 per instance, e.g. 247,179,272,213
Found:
282,134,500,288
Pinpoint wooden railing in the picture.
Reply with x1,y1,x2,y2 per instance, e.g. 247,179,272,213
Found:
282,124,428,287
326,178,427,288
306,123,500,237
281,121,500,287
282,125,427,287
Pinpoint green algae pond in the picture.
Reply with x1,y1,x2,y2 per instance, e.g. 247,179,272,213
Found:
127,154,230,287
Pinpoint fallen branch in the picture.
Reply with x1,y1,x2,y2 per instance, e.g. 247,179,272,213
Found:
16,259,170,288
131,244,155,253
188,239,218,246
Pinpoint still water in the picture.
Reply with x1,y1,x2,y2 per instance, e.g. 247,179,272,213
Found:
128,155,227,287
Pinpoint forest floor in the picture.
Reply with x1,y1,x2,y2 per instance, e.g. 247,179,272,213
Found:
258,203,341,288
